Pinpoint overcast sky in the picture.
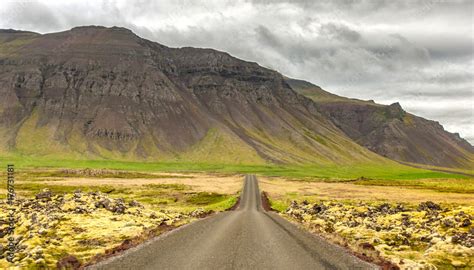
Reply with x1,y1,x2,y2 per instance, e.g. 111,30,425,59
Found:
1,0,473,143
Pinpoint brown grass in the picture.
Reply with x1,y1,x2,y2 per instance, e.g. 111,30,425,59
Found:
17,172,244,195
260,177,474,205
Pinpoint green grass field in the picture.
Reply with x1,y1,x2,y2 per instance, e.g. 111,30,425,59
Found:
0,154,468,181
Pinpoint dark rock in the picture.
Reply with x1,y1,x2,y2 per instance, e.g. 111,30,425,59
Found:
290,201,298,208
359,242,375,250
380,261,400,270
347,221,360,228
402,238,409,246
128,200,142,208
442,219,455,228
35,189,52,200
95,199,111,209
74,207,88,214
395,204,407,212
460,219,471,227
56,255,81,270
105,239,135,255
31,213,38,223
190,208,211,218
312,203,327,214
109,199,127,214
418,201,441,211
72,227,86,233
376,203,391,213
451,232,474,248
77,238,104,247
401,215,411,227
112,204,126,214
420,235,431,242
73,190,82,199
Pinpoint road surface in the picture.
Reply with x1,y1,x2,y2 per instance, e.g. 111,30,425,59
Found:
90,175,377,270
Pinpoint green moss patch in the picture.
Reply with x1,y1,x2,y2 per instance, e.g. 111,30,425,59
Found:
279,199,473,269
185,192,228,205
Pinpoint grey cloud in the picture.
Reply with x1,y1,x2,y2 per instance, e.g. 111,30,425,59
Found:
255,25,282,49
1,2,60,32
426,39,473,60
412,107,472,121
319,23,361,43
247,0,473,18
403,88,473,99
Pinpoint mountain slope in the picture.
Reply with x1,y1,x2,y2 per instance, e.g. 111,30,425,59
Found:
0,26,389,165
287,78,474,170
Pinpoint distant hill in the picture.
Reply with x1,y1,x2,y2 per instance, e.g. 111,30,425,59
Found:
287,78,474,170
0,26,390,166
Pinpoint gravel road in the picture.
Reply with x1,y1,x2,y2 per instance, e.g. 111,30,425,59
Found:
90,175,377,270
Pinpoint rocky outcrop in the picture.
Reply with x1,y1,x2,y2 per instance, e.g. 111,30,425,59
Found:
0,189,198,267
287,78,474,169
285,200,474,268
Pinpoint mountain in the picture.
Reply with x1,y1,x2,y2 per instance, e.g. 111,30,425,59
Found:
1,26,471,170
0,26,391,165
286,78,474,170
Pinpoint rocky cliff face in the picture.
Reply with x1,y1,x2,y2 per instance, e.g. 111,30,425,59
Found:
0,26,385,165
287,78,474,169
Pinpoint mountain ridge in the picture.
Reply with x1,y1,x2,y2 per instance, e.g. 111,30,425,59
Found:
0,26,388,166
0,26,471,170
286,78,473,169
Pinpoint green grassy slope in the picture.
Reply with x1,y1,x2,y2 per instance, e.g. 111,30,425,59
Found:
2,106,394,166
1,110,467,180
0,30,39,57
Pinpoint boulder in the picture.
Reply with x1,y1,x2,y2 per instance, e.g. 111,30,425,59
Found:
109,199,127,214
95,198,110,209
73,190,82,199
460,219,471,227
442,218,455,228
128,200,142,208
74,206,88,214
418,201,441,211
35,189,52,201
56,255,81,270
312,203,327,214
190,208,208,218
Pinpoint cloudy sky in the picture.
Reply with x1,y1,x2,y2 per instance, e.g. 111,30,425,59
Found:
1,0,473,143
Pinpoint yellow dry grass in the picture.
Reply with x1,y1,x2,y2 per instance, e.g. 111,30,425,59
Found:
1,171,244,269
30,172,244,195
260,177,474,205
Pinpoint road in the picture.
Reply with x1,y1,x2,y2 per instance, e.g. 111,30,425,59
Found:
90,175,377,270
